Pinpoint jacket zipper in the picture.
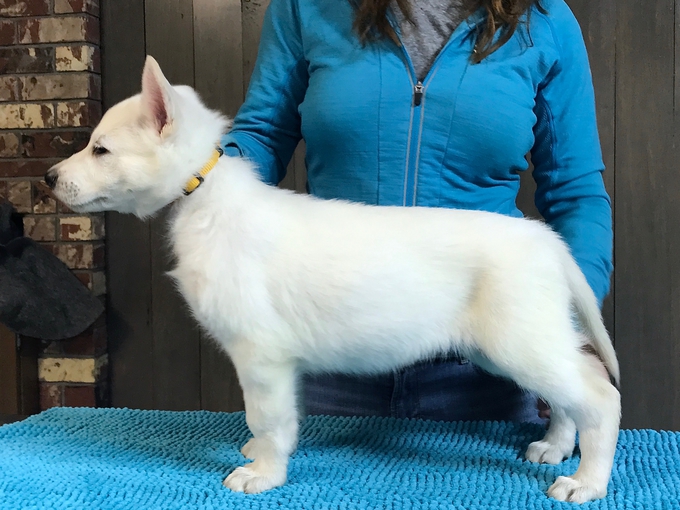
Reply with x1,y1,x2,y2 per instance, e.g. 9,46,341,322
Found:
403,78,423,206
413,82,424,107
389,11,482,207
397,41,453,207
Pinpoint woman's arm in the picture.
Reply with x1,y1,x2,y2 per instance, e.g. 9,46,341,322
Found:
220,0,308,185
531,6,613,305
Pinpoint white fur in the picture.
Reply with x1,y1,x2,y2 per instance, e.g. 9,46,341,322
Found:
49,56,621,503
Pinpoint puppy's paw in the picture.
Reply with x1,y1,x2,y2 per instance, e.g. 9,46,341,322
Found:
525,439,573,465
223,462,287,494
548,476,607,503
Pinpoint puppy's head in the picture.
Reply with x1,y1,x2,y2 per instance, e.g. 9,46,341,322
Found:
46,56,228,218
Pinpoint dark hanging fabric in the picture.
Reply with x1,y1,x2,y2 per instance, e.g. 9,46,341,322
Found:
0,201,104,340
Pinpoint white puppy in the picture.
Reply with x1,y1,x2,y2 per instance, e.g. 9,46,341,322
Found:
47,56,621,503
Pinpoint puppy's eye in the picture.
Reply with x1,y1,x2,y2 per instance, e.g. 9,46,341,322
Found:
93,145,109,156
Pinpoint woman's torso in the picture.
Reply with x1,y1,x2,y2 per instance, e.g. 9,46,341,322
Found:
297,0,562,216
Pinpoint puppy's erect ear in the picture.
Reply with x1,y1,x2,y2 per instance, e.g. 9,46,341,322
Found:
140,55,175,137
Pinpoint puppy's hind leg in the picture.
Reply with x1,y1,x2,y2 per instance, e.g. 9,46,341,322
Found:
525,406,576,465
513,353,619,502
545,359,620,503
223,356,299,494
476,329,619,502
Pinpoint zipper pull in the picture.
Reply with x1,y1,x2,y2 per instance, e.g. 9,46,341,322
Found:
413,82,424,106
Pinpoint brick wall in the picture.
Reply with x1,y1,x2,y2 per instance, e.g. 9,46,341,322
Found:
0,0,107,410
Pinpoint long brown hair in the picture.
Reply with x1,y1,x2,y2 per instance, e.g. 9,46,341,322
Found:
352,0,545,63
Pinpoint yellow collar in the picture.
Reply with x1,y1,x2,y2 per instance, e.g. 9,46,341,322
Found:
182,147,223,196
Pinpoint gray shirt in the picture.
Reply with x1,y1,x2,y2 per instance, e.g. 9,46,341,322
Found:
391,0,467,81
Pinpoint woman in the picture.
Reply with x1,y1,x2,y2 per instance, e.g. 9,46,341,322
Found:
220,0,613,424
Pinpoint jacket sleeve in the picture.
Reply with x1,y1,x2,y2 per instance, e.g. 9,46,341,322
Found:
531,7,613,305
220,0,308,185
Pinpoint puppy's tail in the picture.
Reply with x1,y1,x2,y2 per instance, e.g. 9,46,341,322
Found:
562,251,621,389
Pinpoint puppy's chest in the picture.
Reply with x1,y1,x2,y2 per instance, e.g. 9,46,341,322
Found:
170,236,239,300
167,212,268,328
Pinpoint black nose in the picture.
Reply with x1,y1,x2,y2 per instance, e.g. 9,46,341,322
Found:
45,168,59,189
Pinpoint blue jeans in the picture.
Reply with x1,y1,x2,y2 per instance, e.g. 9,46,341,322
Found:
302,357,546,425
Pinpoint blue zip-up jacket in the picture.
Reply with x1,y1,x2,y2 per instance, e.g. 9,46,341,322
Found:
220,0,613,303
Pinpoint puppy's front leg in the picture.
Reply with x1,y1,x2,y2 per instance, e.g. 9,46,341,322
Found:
224,361,298,494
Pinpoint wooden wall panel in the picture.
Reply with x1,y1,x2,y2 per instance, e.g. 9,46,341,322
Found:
615,0,680,430
194,0,244,117
0,325,19,414
242,0,269,93
675,0,680,428
101,0,153,410
0,325,39,416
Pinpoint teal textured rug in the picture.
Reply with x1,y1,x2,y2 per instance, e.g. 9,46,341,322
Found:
0,407,678,509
